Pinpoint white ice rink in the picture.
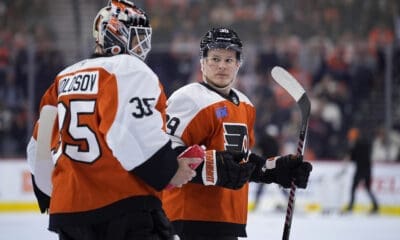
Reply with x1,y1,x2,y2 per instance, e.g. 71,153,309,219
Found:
1,211,399,240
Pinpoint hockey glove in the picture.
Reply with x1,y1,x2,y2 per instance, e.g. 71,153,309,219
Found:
194,150,255,190
249,153,312,188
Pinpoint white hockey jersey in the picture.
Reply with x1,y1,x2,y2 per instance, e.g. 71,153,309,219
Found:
26,54,176,226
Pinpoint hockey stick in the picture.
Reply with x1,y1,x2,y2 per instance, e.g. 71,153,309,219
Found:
271,66,311,240
34,105,58,196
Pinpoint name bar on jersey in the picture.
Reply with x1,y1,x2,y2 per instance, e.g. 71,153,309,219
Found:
58,71,99,96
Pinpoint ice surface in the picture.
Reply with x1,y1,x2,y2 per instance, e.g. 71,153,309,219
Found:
0,211,399,240
243,211,400,240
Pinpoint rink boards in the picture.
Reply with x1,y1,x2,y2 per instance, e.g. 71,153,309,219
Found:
248,160,400,215
1,159,400,215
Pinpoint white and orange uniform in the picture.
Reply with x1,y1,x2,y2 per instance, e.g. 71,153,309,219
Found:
26,54,178,230
163,82,256,237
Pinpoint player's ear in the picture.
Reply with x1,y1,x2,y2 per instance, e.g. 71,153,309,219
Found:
200,58,204,72
236,60,241,70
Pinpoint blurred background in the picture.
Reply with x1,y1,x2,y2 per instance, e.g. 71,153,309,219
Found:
0,0,400,216
1,0,399,160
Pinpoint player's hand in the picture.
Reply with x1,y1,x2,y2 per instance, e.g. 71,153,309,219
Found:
167,145,204,189
168,155,202,188
201,150,255,190
249,154,312,188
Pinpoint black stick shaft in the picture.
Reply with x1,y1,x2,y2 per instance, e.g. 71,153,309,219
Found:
282,130,306,240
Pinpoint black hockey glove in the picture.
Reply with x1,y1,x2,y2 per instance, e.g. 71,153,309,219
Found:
249,153,312,188
193,150,255,189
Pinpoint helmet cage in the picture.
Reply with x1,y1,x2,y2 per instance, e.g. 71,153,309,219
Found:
127,26,152,60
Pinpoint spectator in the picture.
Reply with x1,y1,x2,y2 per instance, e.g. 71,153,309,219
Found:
342,127,379,214
371,127,400,162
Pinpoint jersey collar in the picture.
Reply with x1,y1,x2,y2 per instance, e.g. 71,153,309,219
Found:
200,82,240,106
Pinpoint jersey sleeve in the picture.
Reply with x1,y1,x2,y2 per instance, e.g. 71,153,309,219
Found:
166,88,212,148
27,82,59,176
101,57,171,171
26,82,59,212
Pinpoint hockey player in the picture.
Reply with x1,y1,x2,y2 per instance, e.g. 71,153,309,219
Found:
26,1,205,239
162,27,313,239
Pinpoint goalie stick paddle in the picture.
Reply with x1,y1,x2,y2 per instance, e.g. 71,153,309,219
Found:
271,66,311,240
34,105,57,196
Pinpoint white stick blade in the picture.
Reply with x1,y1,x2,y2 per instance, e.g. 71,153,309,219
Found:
271,66,305,102
34,105,57,196
36,106,57,160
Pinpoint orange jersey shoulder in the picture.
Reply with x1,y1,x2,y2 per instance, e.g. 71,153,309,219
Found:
166,82,256,152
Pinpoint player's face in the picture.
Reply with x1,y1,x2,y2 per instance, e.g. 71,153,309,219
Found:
202,49,240,91
130,34,145,56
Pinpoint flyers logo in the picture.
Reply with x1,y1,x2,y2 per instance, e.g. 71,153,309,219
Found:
223,123,248,153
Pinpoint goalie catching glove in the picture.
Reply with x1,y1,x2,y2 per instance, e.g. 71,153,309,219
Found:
249,153,312,188
192,150,255,190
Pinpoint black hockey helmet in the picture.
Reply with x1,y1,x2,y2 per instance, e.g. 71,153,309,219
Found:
200,27,242,60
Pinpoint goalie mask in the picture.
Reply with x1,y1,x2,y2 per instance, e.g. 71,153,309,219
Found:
92,0,152,60
200,27,242,60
